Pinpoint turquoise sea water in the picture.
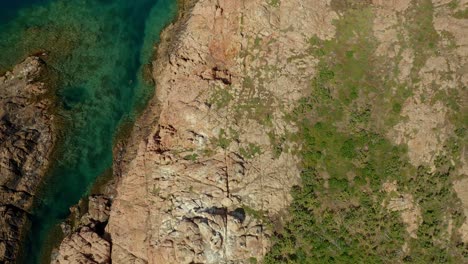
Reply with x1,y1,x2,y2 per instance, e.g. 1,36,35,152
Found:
0,0,177,263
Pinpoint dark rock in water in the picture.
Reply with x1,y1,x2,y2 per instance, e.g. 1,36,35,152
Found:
0,57,55,263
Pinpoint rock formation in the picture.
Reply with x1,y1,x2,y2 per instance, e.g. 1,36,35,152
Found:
54,0,468,263
56,0,325,262
0,57,55,263
104,0,327,262
52,195,112,264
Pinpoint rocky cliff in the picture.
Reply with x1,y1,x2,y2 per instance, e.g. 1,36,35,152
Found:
56,0,315,262
55,0,468,263
0,57,55,263
105,0,312,262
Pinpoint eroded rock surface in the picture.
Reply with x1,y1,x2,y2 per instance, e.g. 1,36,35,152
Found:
104,0,338,263
53,195,112,264
53,227,111,264
0,57,55,263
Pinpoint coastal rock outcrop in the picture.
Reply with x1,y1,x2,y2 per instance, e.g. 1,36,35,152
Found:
53,227,111,264
52,195,112,264
0,57,55,263
54,0,468,262
105,0,335,263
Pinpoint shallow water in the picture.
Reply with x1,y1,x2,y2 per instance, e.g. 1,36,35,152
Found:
0,0,177,263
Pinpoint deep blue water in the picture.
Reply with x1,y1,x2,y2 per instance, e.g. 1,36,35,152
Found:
0,0,177,263
0,0,47,24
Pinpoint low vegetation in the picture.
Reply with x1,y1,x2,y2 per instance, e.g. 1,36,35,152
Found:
265,2,467,263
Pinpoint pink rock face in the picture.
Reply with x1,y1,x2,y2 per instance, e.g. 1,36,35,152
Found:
53,227,111,264
87,195,111,224
104,0,339,262
54,0,345,262
53,0,468,262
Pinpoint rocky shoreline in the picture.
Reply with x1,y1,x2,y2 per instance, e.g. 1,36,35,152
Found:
49,0,468,263
0,57,56,263
51,1,197,263
53,0,307,262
